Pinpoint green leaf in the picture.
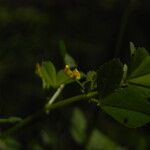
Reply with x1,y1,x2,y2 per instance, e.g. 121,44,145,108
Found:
97,59,123,97
70,108,87,144
56,70,73,86
36,61,57,88
101,85,150,128
129,45,150,87
64,53,76,68
59,40,76,68
100,45,150,128
129,74,150,88
87,129,123,150
128,44,149,84
129,56,150,82
36,60,77,89
130,45,149,73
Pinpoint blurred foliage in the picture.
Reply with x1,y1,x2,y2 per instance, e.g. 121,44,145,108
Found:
87,129,123,150
70,108,87,144
0,0,150,149
70,108,124,150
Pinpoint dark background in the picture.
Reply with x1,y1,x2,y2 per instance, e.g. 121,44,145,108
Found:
0,0,150,149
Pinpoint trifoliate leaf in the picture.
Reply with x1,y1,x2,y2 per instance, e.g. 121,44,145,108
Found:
101,47,150,128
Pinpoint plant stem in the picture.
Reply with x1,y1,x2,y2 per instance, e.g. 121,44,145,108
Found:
0,91,98,137
47,91,98,111
45,84,65,112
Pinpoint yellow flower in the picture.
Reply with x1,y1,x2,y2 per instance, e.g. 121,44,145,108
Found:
64,65,81,80
72,69,81,80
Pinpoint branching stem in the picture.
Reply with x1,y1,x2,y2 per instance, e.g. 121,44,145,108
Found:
0,91,98,137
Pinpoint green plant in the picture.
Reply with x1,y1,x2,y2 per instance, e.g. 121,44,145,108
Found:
35,41,150,128
0,41,150,149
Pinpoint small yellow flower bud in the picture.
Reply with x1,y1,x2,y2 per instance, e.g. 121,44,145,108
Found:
64,65,81,80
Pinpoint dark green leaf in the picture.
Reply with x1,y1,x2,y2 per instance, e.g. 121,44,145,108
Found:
101,46,150,128
101,85,150,128
97,59,123,97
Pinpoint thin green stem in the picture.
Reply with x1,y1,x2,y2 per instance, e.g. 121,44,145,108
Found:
47,91,98,111
0,91,98,137
45,84,65,113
